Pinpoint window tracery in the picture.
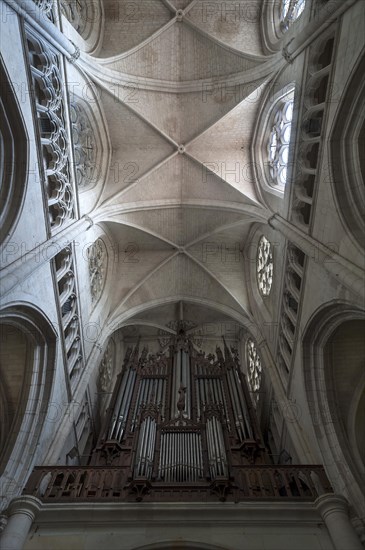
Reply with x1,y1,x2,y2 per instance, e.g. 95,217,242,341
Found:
87,239,107,304
268,90,294,188
257,236,273,297
70,102,98,190
99,341,114,393
33,0,55,21
246,339,262,402
26,31,75,231
60,0,88,36
281,0,306,31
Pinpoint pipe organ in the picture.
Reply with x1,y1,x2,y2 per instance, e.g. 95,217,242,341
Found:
91,326,267,496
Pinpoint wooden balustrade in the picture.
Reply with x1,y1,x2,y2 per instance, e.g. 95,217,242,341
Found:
23,464,332,503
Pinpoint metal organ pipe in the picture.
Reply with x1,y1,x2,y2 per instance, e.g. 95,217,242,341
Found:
171,353,177,418
182,351,191,418
234,369,253,439
104,335,263,489
227,368,246,440
115,368,136,440
108,368,136,441
158,432,164,480
206,417,227,479
135,416,156,479
174,434,178,482
158,431,203,482
108,372,127,439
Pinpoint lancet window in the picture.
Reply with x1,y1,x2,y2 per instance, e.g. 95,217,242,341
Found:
268,89,295,188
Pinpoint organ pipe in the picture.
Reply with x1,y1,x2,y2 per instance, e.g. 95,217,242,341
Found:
93,328,267,482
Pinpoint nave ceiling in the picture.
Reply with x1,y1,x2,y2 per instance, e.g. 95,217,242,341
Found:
75,0,278,337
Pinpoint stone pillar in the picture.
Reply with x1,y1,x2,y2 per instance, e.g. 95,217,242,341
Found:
3,0,79,61
0,496,41,550
1,216,93,298
315,494,363,550
268,214,365,301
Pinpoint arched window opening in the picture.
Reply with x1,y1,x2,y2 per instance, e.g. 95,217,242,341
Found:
0,59,28,244
267,89,295,188
303,306,365,515
0,306,56,508
246,338,262,404
60,0,103,50
316,37,335,70
60,0,89,38
257,236,274,297
280,0,306,32
0,324,28,472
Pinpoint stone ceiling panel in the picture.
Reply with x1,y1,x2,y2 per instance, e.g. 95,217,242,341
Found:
178,84,265,144
114,154,252,207
107,221,175,250
114,208,248,247
109,248,176,310
123,90,182,143
187,226,253,311
99,0,172,58
118,253,248,316
188,82,268,198
100,91,176,202
108,23,260,81
121,301,246,340
187,0,264,55
168,0,192,10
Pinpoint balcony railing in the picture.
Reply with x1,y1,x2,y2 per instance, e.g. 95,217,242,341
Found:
23,465,332,503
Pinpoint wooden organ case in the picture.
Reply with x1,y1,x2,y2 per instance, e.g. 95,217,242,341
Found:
91,326,268,501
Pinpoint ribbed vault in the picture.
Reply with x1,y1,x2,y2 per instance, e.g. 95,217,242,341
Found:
80,0,278,332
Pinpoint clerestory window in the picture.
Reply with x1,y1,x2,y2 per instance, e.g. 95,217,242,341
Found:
267,89,294,188
281,0,306,31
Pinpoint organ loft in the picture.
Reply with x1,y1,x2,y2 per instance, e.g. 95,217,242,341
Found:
91,326,269,500
25,326,331,505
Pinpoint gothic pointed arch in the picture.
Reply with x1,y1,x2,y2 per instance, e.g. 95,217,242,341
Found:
0,304,57,509
303,302,365,519
60,0,104,54
253,80,297,198
261,0,307,52
330,51,365,249
134,542,229,550
0,57,28,244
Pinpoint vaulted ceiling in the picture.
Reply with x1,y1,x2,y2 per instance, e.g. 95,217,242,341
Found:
79,0,280,336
